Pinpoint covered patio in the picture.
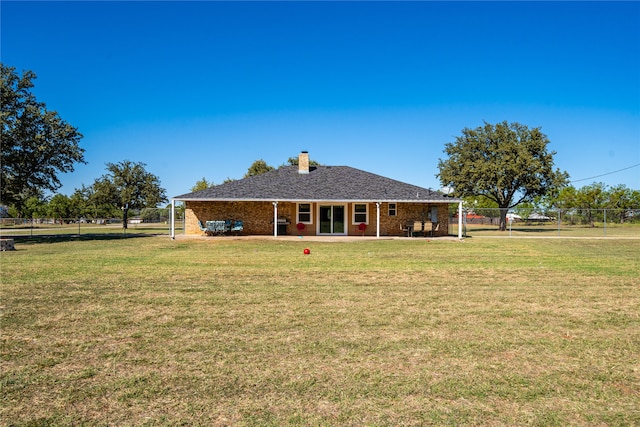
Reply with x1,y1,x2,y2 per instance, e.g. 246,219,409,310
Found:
170,152,463,239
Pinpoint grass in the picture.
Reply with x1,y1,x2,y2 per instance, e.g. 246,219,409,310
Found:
1,236,639,426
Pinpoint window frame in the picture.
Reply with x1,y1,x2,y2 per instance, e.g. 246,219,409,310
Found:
297,203,312,224
388,203,397,217
352,203,368,225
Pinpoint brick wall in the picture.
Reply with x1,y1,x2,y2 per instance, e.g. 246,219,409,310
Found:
185,200,452,236
377,202,450,237
185,201,274,235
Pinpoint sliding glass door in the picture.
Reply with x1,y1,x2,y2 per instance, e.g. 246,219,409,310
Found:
319,205,345,235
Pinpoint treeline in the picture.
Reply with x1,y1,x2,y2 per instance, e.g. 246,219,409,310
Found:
0,193,177,224
467,182,640,224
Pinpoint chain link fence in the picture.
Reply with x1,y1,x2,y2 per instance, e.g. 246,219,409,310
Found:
448,208,640,238
0,215,185,238
3,208,639,239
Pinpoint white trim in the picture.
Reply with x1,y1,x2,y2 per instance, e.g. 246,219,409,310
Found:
273,201,278,237
376,202,381,238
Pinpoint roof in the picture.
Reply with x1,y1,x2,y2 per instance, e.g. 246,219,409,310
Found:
173,165,460,203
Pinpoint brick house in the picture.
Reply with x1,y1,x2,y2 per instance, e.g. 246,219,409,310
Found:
170,152,463,238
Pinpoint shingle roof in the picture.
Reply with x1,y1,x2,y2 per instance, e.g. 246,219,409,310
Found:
174,165,459,203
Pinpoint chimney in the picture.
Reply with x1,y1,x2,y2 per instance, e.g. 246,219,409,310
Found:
298,151,309,174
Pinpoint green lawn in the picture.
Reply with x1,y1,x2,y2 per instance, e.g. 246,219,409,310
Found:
1,236,638,426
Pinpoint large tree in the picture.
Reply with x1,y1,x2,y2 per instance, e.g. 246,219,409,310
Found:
1,64,85,214
239,155,322,180
47,194,72,225
285,155,321,167
21,194,47,219
244,159,274,178
438,121,568,230
191,177,214,192
608,184,640,223
575,182,607,227
91,161,167,229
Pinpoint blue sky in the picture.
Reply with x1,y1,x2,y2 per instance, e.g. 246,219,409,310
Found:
3,1,639,200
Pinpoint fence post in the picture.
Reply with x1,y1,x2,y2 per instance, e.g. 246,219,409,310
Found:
604,209,606,237
460,204,466,239
170,199,175,239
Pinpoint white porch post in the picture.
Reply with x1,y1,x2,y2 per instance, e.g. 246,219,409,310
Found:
170,199,175,239
273,201,278,237
376,202,381,238
458,201,463,239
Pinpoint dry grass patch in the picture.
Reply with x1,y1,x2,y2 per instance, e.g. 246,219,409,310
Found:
1,237,638,425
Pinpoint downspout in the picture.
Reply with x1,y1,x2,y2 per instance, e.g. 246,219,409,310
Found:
376,202,381,238
170,199,175,240
458,201,463,240
273,201,278,237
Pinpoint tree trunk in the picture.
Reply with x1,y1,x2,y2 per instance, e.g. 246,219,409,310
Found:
498,209,508,231
122,207,128,230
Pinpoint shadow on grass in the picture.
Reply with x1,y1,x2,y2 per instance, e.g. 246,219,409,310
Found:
467,227,559,233
7,233,160,245
464,227,566,236
510,228,559,233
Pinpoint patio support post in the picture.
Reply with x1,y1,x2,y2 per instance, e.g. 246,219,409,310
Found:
170,199,175,240
458,201,463,240
376,202,381,238
272,201,278,237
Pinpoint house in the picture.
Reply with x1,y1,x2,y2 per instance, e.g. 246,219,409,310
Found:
170,152,463,238
527,212,553,221
506,213,522,221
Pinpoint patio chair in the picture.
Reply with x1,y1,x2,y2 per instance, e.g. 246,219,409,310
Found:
215,221,227,234
357,222,367,236
207,220,226,235
422,221,432,237
400,222,412,237
296,222,306,235
199,220,213,236
413,221,424,237
231,220,243,234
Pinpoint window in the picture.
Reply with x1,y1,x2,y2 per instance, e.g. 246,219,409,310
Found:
388,203,397,217
297,203,311,223
353,203,368,224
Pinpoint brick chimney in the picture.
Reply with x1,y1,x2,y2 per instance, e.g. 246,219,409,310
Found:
298,151,309,174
